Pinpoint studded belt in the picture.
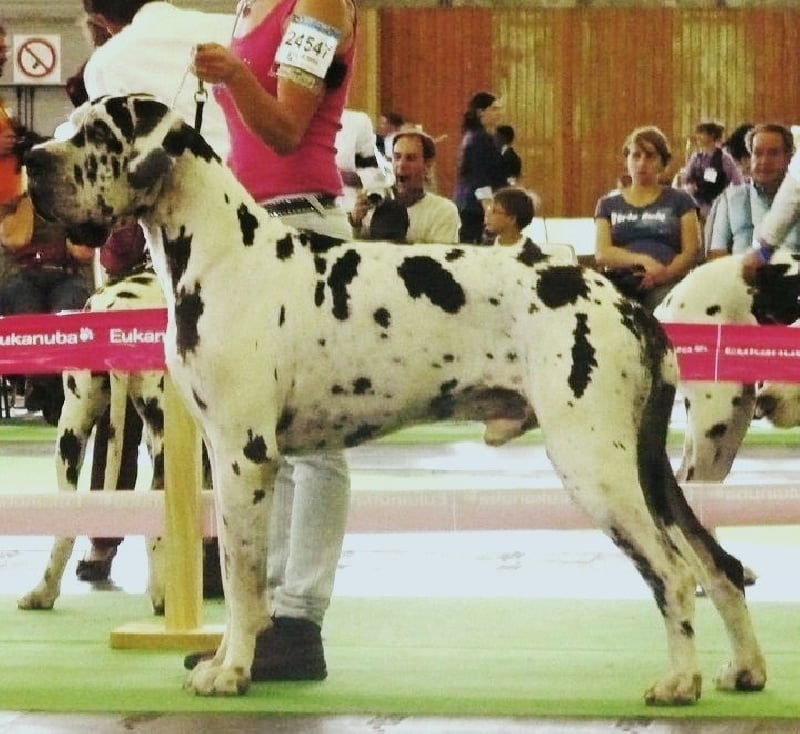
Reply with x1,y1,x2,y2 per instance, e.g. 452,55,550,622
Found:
260,193,337,217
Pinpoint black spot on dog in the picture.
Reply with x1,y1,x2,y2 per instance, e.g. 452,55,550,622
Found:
331,384,345,395
277,408,295,433
374,307,390,329
314,256,327,275
315,281,325,307
305,231,345,253
162,225,192,290
328,250,361,320
681,620,695,638
353,377,373,395
237,204,259,246
161,120,218,162
112,289,141,301
276,234,294,259
66,374,78,397
344,423,379,447
445,249,465,262
706,422,727,439
517,239,547,266
536,267,589,308
137,396,164,435
279,305,286,326
397,257,466,314
428,379,459,419
253,489,266,504
175,284,204,358
243,430,269,463
705,304,722,317
568,312,597,398
192,388,207,411
59,430,82,486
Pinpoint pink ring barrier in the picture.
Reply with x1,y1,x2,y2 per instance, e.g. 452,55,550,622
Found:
2,309,800,381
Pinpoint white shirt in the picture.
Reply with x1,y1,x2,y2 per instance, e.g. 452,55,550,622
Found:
83,2,232,158
405,192,460,244
335,109,382,212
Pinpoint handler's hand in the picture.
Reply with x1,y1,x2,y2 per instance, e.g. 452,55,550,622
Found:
191,43,246,86
742,248,767,287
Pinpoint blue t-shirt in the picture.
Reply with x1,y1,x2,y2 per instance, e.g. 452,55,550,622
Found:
594,187,697,264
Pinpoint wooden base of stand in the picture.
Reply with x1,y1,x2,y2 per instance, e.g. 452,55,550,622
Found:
110,622,224,651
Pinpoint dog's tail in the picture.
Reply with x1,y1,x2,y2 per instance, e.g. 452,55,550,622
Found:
637,325,746,591
102,371,131,492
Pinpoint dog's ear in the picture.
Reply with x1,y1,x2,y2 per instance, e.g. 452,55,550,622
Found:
127,148,171,190
751,261,800,324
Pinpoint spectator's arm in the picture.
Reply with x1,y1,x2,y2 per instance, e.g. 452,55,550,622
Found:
659,209,700,284
0,193,34,250
66,241,95,264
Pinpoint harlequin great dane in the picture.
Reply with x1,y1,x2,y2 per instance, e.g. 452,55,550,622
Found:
655,253,800,483
16,268,168,614
25,94,767,703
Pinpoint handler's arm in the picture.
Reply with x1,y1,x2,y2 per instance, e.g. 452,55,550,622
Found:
193,0,354,154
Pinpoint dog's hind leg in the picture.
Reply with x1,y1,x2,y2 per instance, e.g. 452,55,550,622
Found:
18,370,108,610
186,434,274,696
661,482,767,693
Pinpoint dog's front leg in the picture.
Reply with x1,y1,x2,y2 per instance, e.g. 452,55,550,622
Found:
187,450,274,696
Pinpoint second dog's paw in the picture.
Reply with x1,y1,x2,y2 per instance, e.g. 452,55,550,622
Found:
17,588,56,611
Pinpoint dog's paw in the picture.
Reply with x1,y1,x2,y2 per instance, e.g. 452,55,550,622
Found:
185,661,250,696
715,659,767,692
17,588,56,611
645,672,702,706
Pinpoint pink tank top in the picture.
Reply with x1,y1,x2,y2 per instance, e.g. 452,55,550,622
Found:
215,0,355,201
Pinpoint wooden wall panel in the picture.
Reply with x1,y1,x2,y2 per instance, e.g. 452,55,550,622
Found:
367,7,800,217
379,8,494,199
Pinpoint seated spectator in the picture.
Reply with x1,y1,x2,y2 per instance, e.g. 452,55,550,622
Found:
0,186,93,424
495,124,522,185
350,130,460,244
484,186,535,246
706,123,800,260
595,125,700,312
680,120,743,221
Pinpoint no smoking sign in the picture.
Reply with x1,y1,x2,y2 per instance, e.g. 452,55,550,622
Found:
13,34,62,85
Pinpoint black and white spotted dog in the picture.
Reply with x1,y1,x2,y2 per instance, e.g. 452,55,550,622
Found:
17,268,168,613
25,94,767,703
655,253,800,482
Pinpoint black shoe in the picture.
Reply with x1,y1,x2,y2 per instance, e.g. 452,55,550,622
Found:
76,558,114,582
183,616,327,681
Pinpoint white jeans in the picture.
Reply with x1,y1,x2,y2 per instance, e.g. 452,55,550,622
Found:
268,453,350,625
265,205,353,626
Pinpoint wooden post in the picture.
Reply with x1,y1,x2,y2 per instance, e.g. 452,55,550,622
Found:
110,375,223,650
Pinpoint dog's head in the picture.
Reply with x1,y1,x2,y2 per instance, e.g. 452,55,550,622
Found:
25,94,213,246
751,250,800,325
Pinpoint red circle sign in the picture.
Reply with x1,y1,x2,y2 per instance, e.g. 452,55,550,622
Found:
16,37,57,79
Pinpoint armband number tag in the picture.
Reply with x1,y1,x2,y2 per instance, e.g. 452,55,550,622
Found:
276,18,340,80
